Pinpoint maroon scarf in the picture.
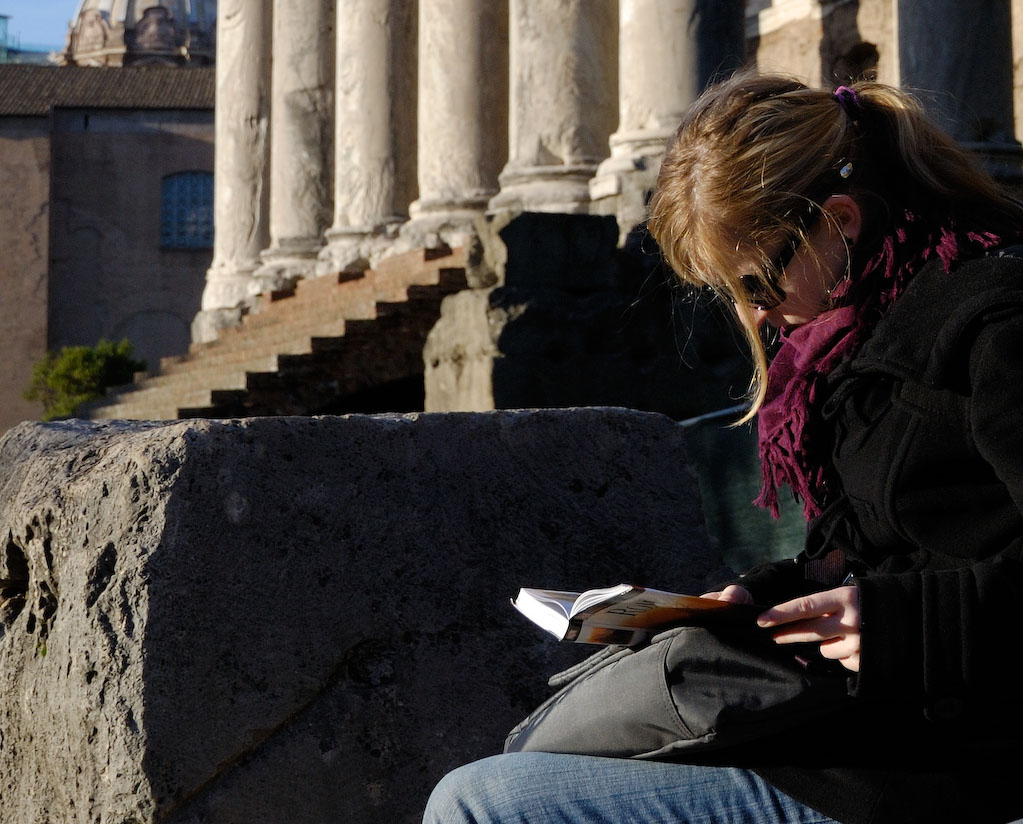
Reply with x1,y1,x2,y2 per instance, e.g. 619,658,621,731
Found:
755,211,1004,520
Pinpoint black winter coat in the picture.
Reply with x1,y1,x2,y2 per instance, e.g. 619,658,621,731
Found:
735,252,1023,824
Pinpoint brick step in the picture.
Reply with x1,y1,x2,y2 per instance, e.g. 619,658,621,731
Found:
106,318,371,413
203,307,356,346
92,375,243,416
372,246,468,280
90,385,218,420
159,349,298,379
83,246,468,421
126,355,277,390
167,324,338,373
182,306,355,352
165,338,311,373
177,264,464,368
238,294,373,330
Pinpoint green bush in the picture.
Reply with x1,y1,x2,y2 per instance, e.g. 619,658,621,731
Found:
24,338,146,421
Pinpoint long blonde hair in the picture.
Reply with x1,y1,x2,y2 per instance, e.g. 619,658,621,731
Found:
647,71,1021,420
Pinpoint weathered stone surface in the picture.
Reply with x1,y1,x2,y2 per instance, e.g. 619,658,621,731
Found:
488,0,618,214
0,409,724,823
591,0,744,240
196,0,272,340
254,0,336,291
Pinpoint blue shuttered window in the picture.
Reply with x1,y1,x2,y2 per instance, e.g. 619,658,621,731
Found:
161,171,213,249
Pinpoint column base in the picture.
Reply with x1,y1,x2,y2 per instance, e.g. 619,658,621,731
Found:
254,239,323,293
193,262,261,343
399,200,488,255
316,222,404,276
589,154,658,241
488,164,597,215
589,129,677,240
191,306,244,345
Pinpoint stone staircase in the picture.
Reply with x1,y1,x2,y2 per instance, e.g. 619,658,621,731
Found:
81,247,468,421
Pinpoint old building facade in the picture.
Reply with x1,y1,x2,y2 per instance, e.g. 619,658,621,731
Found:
0,65,214,430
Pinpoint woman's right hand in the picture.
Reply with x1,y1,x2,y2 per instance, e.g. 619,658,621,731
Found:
700,584,754,604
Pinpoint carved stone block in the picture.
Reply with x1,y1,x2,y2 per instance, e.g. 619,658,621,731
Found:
0,410,722,823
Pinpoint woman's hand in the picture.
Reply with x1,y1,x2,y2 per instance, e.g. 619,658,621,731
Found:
756,585,861,672
700,584,754,605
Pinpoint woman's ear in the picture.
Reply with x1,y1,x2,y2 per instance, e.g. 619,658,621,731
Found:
821,194,863,243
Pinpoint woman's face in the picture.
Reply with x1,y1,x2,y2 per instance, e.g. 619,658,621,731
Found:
737,195,862,331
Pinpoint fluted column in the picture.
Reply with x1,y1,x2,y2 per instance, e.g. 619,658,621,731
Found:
254,0,336,292
401,0,508,247
193,0,272,343
896,0,1021,181
318,0,418,274
590,0,744,236
488,0,617,215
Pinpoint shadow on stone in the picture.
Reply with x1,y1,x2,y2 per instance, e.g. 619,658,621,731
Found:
0,409,727,823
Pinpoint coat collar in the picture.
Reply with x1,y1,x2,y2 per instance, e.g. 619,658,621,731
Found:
851,253,1023,388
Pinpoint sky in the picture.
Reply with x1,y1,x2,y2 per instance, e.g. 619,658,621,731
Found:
1,1,79,51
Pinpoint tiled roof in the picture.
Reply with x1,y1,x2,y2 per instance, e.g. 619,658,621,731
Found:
0,65,215,116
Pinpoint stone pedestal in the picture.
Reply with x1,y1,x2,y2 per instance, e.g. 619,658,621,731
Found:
193,0,272,343
0,411,722,824
488,0,618,215
424,212,714,418
254,0,336,293
590,0,744,237
400,0,508,252
318,0,418,274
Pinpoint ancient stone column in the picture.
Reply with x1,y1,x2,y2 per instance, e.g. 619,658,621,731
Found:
317,0,418,274
400,0,508,249
254,0,336,292
488,0,618,215
590,0,744,237
896,0,1021,180
193,0,272,343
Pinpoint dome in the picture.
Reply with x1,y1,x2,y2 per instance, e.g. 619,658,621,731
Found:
60,1,216,67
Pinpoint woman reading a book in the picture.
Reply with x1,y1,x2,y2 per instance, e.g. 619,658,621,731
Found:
424,72,1023,824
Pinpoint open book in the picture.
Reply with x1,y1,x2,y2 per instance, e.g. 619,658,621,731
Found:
512,584,759,646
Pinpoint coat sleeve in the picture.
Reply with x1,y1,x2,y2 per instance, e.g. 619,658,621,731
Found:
852,313,1023,724
720,495,865,604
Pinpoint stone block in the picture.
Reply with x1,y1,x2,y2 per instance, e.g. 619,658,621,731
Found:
0,409,723,823
497,212,623,291
424,211,760,420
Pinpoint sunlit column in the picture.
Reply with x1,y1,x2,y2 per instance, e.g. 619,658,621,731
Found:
403,0,507,245
488,0,617,215
590,0,744,236
194,0,272,343
255,0,335,291
318,0,418,273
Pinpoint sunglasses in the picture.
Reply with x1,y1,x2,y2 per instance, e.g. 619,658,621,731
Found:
739,233,804,310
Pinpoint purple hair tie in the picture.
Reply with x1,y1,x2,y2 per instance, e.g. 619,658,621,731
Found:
834,85,863,121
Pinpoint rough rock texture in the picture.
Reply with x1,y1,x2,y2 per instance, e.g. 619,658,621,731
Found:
0,409,724,824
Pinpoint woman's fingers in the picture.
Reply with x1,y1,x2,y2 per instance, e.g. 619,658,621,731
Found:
700,584,754,604
757,585,861,672
764,611,852,644
757,585,859,629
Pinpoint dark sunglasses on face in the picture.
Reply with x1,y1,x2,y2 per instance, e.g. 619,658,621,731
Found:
739,233,803,310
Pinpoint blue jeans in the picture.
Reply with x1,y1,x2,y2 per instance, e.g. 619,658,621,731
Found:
423,753,840,824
